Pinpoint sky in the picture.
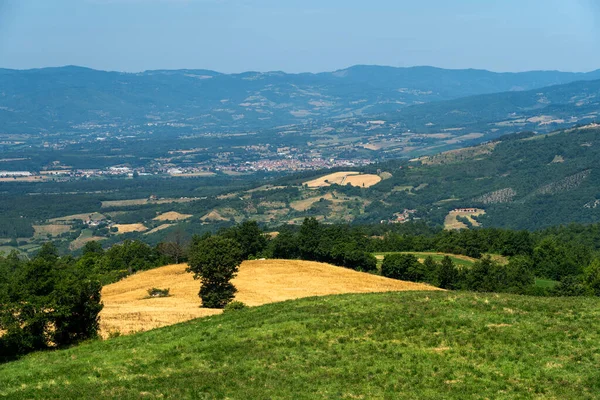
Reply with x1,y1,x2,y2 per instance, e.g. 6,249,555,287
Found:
0,0,599,73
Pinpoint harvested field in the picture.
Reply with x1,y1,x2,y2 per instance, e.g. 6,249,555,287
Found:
144,224,174,235
153,211,192,221
33,224,71,238
200,210,228,222
304,172,381,188
100,259,439,336
304,171,360,187
444,209,486,230
114,223,148,233
101,197,201,208
70,230,105,251
50,212,104,222
344,174,381,187
290,192,334,211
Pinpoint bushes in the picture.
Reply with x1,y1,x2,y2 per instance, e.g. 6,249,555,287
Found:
0,244,103,363
223,301,248,312
147,288,170,298
381,254,424,281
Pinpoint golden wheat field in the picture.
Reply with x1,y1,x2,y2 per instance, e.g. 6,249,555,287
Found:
153,211,193,221
100,259,439,337
304,172,381,188
114,223,148,233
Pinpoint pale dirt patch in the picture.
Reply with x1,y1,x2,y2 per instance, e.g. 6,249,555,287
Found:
114,224,148,233
99,260,440,337
153,211,192,221
444,209,486,230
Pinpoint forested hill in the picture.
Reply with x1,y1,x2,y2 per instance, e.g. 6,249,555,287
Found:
381,77,600,133
359,125,600,229
1,65,600,133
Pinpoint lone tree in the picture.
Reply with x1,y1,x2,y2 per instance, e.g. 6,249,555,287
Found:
187,236,244,308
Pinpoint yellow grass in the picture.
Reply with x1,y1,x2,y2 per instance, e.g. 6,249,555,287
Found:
444,209,486,230
70,235,105,251
100,260,439,337
344,174,382,187
144,224,174,235
114,223,148,233
304,171,360,187
153,211,192,221
200,210,228,222
303,172,382,188
33,224,71,238
290,192,334,211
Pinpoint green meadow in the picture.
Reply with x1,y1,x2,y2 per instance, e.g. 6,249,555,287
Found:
1,291,599,399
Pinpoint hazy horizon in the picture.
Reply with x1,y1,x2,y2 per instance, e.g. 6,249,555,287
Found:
2,63,600,75
1,0,599,74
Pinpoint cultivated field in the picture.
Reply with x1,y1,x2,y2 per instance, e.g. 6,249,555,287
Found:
444,209,486,230
101,197,201,208
100,259,438,336
304,172,382,188
374,251,477,268
50,212,105,222
32,224,71,238
153,211,192,221
290,192,335,211
69,229,105,251
144,224,174,235
113,223,148,233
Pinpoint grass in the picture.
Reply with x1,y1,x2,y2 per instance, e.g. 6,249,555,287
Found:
373,251,476,268
1,291,599,399
535,278,559,289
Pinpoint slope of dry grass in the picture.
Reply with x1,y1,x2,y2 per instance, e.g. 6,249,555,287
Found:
304,172,381,188
153,211,192,221
100,259,439,336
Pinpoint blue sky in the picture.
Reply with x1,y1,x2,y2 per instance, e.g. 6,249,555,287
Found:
0,0,599,73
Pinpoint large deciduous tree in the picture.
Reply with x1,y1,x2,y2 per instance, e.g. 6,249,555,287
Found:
187,236,244,308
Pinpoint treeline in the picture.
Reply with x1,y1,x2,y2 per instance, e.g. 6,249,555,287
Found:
0,239,176,362
0,244,102,362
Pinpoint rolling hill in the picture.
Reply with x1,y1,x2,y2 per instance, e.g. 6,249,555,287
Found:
100,259,438,336
1,291,598,398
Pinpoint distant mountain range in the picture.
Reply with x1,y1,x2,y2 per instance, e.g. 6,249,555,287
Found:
2,65,600,134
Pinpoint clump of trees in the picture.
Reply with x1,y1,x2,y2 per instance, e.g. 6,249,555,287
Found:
0,244,103,363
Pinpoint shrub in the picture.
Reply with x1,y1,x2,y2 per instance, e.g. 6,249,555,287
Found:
223,301,248,313
147,288,170,298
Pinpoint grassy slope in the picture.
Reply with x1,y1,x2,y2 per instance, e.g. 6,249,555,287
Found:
1,292,599,399
373,251,477,268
